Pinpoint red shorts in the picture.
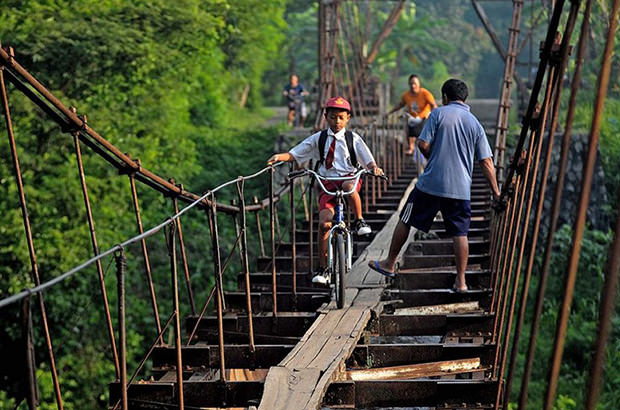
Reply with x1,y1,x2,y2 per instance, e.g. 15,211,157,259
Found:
318,178,362,211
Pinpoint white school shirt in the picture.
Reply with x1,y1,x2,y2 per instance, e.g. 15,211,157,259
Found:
288,128,375,178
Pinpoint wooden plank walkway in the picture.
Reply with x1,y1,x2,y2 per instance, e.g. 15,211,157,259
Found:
258,178,417,410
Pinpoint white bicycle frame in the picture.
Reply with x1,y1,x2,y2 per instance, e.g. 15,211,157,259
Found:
300,169,367,275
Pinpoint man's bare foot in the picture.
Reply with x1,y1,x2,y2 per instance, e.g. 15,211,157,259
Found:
452,278,468,293
368,259,397,278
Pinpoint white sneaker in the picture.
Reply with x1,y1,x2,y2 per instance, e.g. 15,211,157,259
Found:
312,267,330,285
353,219,372,236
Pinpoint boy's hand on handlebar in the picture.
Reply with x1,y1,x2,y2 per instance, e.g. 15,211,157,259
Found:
370,167,384,177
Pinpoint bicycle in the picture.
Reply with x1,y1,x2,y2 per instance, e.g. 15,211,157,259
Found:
288,168,387,308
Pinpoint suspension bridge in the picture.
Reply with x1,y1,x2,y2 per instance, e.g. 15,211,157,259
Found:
1,0,619,409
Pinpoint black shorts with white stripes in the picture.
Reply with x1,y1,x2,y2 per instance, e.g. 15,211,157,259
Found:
400,187,471,237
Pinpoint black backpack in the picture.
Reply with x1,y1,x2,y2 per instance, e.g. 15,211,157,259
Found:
317,129,358,168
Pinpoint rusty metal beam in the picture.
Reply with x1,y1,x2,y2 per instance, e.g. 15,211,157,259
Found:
0,58,64,410
585,188,620,409
543,0,620,407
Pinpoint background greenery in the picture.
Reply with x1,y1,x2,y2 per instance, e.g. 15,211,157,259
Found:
0,0,618,409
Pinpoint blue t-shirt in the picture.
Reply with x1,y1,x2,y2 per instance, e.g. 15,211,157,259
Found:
416,102,493,200
284,84,306,102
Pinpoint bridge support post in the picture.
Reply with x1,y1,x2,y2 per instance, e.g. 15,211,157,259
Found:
0,58,64,410
503,2,580,406
71,122,120,377
166,222,185,410
269,166,278,316
207,194,227,382
128,173,163,343
21,295,38,409
544,0,620,407
115,249,128,410
289,164,298,298
236,179,256,351
172,195,197,316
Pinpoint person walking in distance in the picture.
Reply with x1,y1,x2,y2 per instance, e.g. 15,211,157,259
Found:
370,79,500,292
283,74,309,127
386,74,437,156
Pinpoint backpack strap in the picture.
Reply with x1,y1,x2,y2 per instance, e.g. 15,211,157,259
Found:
317,129,359,168
345,130,358,167
317,129,328,166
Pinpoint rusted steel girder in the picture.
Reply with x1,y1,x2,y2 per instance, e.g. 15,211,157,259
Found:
0,45,293,215
0,56,64,410
497,28,569,406
498,0,566,202
166,222,185,410
543,0,620,407
585,188,620,409
129,173,163,342
236,180,256,351
21,296,38,409
490,0,524,185
71,116,120,377
115,250,128,410
504,1,580,404
518,1,592,406
269,167,278,316
206,195,227,383
172,195,197,315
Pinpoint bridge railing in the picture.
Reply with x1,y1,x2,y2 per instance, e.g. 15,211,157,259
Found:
488,1,620,409
0,43,408,409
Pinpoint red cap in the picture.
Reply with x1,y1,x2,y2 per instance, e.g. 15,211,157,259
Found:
325,96,351,112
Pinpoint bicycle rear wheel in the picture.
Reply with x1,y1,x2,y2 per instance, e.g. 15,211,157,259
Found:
335,233,347,309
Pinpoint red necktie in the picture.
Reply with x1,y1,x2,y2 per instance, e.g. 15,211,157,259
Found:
325,136,336,169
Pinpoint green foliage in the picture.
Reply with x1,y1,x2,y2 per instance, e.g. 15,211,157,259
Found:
570,97,620,217
0,1,288,408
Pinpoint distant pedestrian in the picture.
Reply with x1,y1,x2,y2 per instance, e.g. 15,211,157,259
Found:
283,74,309,127
386,74,437,156
370,79,500,292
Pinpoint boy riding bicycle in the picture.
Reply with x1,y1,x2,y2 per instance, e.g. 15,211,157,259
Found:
268,96,384,285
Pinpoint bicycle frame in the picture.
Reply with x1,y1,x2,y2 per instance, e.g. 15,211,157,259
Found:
304,169,365,274
326,196,353,273
287,168,385,308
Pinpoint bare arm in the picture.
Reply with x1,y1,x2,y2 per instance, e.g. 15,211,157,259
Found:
386,101,406,115
366,161,384,176
417,139,431,159
480,157,500,198
267,152,294,165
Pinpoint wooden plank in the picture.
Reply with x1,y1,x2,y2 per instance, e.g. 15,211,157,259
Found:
257,367,321,410
258,177,417,410
394,301,481,315
346,358,482,381
281,309,349,368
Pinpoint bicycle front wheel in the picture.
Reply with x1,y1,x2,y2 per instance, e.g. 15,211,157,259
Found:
335,233,347,309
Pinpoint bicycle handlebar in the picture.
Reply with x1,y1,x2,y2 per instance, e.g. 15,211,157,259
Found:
288,168,388,196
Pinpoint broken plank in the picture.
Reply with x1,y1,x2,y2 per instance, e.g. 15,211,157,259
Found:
346,357,481,381
394,301,481,315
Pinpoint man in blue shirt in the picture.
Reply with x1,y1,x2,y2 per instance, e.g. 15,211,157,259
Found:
369,79,500,292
